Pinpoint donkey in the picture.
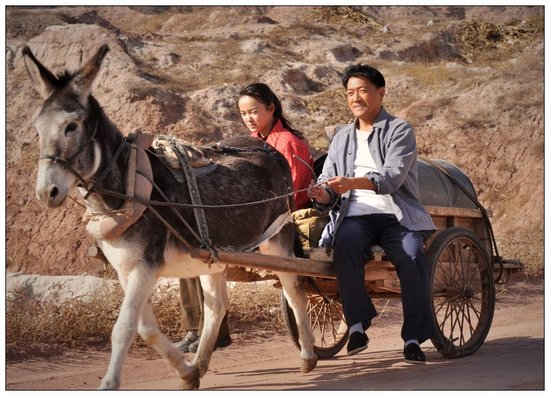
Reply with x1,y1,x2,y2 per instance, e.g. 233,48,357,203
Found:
22,44,317,390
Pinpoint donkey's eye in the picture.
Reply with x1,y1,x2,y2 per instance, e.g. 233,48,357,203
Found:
65,123,78,135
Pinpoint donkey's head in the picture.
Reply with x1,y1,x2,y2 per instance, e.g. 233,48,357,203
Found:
23,44,109,208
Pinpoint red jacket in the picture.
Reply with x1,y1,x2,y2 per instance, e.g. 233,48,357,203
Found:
251,120,314,210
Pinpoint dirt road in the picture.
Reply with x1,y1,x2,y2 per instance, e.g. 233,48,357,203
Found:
6,275,544,391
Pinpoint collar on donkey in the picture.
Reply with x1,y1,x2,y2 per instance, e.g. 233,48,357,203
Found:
84,132,154,240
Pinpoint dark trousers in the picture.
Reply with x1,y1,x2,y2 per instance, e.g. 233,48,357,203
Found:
333,214,434,343
179,277,230,338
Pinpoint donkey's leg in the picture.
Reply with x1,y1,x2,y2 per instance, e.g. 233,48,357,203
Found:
274,272,318,373
193,272,228,377
260,225,317,373
99,264,157,390
137,301,200,390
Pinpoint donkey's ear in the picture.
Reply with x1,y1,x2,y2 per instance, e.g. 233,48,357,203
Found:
22,45,58,99
72,44,109,103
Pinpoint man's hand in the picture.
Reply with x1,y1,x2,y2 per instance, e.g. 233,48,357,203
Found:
326,176,354,195
307,181,330,204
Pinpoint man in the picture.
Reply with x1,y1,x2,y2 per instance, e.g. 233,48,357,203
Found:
308,64,435,363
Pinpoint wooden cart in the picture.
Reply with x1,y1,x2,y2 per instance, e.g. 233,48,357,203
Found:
88,157,522,360
192,159,523,359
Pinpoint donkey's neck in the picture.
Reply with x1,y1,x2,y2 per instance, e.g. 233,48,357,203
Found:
86,105,129,211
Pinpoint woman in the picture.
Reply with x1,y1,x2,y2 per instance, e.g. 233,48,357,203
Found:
176,83,314,352
238,82,314,210
177,84,315,353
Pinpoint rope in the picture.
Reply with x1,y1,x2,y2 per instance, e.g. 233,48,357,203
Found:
140,170,205,248
68,194,87,209
40,119,99,188
94,181,327,210
71,134,327,255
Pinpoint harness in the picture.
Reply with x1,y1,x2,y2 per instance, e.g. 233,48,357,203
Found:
52,129,300,262
84,133,153,241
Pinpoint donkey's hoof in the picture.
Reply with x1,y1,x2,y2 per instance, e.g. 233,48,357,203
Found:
179,366,200,390
98,377,119,390
300,354,318,373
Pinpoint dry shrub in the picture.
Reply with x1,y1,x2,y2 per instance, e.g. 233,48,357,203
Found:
144,281,187,345
454,16,543,61
148,280,286,344
313,6,382,27
227,281,285,330
6,288,123,361
6,278,285,360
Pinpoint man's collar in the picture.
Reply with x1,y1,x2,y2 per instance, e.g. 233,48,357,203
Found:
373,107,389,129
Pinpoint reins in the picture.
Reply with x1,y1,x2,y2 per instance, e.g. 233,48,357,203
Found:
93,182,316,209
84,139,130,200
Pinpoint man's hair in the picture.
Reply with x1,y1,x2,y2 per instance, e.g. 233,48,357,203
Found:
342,64,385,89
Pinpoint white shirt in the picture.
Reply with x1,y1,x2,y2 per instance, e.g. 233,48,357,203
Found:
346,129,400,218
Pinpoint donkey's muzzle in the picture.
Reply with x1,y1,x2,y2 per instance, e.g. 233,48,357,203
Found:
36,183,64,208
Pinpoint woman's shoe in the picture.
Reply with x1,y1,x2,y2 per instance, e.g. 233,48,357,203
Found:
174,330,199,353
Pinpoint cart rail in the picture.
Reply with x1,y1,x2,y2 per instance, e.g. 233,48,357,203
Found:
192,204,522,289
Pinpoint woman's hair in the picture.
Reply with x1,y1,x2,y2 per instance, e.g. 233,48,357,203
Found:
239,82,304,139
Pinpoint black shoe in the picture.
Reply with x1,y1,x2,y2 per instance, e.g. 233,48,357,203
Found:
215,334,232,349
347,332,369,355
403,343,426,364
175,330,199,353
188,334,232,353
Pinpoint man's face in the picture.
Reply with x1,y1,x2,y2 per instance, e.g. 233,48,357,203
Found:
346,76,385,123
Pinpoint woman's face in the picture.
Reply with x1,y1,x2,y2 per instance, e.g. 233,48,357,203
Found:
238,95,275,137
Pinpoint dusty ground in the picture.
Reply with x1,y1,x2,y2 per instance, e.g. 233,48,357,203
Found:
6,274,544,391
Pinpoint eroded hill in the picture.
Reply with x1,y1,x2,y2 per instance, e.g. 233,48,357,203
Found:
6,6,544,276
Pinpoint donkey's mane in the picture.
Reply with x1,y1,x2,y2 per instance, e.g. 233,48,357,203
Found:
55,70,76,87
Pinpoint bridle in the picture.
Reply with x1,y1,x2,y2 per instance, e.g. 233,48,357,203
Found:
39,119,129,199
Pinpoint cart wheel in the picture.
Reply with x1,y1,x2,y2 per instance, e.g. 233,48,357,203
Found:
280,286,348,359
427,227,495,358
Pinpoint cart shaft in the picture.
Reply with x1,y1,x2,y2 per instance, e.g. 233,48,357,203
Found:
191,248,337,278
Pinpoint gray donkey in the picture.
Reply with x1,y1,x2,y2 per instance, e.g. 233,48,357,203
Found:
23,44,317,390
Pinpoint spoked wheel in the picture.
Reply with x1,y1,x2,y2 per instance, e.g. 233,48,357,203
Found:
427,227,495,358
280,278,348,359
